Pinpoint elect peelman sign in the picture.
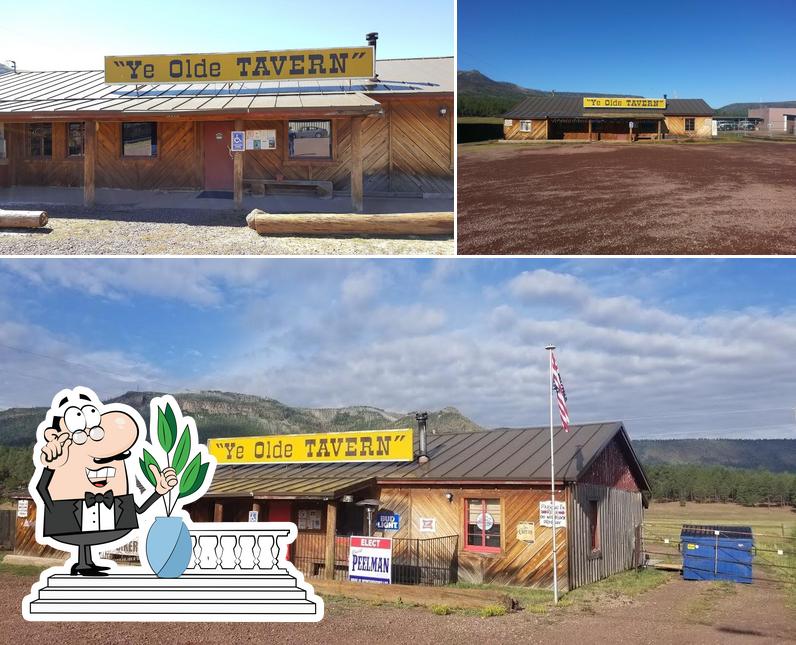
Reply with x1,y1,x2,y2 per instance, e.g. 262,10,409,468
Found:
105,47,374,84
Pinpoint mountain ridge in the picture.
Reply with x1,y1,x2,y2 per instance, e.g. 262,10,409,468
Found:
458,69,795,118
0,391,793,472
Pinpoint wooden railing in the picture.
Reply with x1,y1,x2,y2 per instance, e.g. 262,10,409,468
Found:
185,523,294,575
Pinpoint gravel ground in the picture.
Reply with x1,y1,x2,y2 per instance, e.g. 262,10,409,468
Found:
0,206,453,255
458,140,796,255
3,571,794,645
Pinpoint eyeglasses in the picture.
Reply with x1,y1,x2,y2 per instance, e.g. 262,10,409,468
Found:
63,405,105,444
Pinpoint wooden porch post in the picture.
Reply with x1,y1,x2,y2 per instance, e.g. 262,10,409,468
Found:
588,119,592,142
657,119,662,140
350,116,364,213
213,501,223,522
324,500,337,579
629,121,633,142
83,120,96,207
233,118,243,207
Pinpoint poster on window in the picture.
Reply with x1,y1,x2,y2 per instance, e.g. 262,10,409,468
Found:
539,501,567,528
308,509,322,530
297,509,308,530
245,129,277,150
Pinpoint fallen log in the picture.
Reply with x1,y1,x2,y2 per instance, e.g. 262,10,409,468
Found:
0,209,48,228
246,209,453,237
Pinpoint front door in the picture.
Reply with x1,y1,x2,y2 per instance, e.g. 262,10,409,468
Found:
268,500,293,560
203,122,234,190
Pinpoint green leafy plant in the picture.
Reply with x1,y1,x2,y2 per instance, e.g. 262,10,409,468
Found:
139,401,210,516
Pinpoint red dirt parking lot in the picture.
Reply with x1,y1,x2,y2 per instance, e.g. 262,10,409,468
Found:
457,141,796,255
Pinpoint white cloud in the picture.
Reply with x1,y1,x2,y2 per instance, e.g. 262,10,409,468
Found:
2,261,796,440
340,267,383,306
0,320,170,408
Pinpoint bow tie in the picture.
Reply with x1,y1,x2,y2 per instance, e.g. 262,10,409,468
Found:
85,491,114,509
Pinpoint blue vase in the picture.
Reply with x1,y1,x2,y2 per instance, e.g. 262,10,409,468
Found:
145,516,192,578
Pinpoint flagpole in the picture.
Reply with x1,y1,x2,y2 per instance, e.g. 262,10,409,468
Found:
545,344,559,604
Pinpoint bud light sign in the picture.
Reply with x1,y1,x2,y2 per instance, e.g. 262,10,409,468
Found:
349,536,392,584
375,512,400,531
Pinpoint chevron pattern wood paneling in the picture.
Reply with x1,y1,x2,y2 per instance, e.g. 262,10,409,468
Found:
7,122,83,187
389,99,453,193
96,121,201,190
5,99,452,194
378,486,569,590
504,119,547,140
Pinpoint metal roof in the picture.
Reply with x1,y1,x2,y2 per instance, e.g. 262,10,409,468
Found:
505,95,714,119
208,421,650,499
0,57,452,117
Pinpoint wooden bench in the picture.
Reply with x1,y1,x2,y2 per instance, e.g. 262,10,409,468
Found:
244,178,333,199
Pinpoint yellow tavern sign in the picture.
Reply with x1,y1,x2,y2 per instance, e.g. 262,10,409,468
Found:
209,428,414,465
583,97,667,109
105,47,375,84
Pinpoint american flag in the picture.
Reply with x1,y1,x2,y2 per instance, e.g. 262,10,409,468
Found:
551,351,570,431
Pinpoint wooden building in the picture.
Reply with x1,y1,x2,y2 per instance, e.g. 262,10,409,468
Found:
195,421,650,591
0,57,453,211
504,96,714,141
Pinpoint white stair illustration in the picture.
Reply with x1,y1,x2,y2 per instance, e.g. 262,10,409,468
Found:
24,523,322,622
27,571,318,620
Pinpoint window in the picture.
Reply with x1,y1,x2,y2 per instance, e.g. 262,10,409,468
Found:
288,120,331,159
67,122,85,157
588,499,601,553
520,120,532,132
685,118,695,132
0,123,6,160
465,498,501,552
122,122,157,157
28,123,52,158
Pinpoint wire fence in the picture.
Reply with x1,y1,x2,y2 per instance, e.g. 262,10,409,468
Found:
641,522,796,588
292,533,459,586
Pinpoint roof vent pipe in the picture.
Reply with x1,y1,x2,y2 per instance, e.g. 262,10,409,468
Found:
416,411,429,464
366,32,379,81
664,93,668,99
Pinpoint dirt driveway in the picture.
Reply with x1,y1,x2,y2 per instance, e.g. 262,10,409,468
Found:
0,207,453,256
2,570,793,645
457,141,796,255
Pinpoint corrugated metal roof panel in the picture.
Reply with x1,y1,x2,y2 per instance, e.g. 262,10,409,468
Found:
505,96,714,119
207,422,649,498
0,57,452,116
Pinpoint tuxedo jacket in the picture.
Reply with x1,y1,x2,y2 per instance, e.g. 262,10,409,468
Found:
35,468,160,537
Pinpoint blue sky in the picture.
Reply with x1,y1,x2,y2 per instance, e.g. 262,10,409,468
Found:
1,258,795,440
0,0,453,71
458,0,796,107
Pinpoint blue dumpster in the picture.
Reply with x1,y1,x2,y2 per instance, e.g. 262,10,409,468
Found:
680,525,754,584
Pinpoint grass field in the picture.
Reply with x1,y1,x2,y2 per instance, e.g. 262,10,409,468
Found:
644,501,796,607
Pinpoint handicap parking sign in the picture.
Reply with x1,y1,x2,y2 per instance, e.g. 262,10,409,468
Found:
231,130,245,152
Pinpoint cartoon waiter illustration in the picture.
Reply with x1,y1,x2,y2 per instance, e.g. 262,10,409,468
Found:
31,387,178,576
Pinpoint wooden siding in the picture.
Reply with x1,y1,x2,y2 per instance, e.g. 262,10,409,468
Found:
96,121,202,190
378,486,568,589
567,483,643,590
13,498,63,559
388,99,453,193
579,437,641,492
2,97,452,195
504,119,547,140
7,122,83,187
665,116,712,137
